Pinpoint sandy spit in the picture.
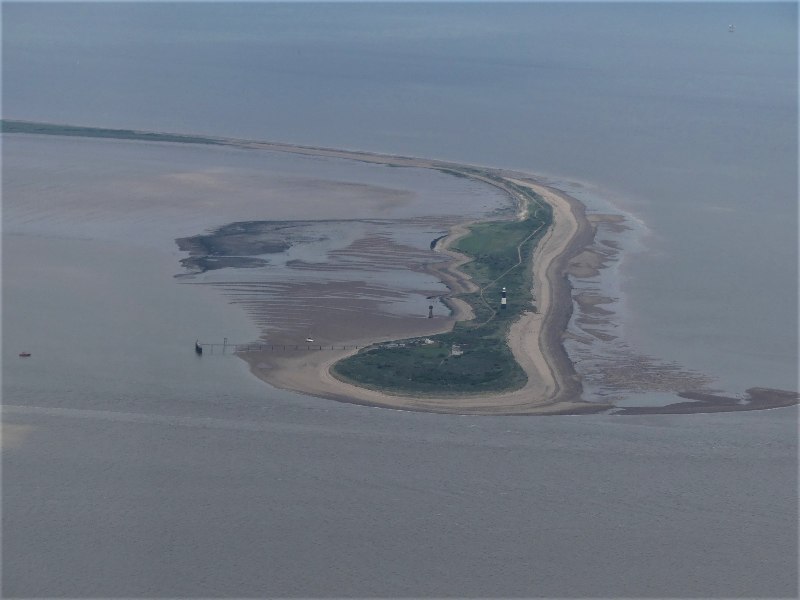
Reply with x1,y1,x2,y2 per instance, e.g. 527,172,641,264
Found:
235,145,608,414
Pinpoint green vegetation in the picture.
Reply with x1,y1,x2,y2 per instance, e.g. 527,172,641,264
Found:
333,333,525,395
1,120,228,146
333,180,552,396
434,167,470,179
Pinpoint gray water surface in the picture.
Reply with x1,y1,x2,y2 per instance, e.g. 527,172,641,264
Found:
4,396,797,598
2,4,797,597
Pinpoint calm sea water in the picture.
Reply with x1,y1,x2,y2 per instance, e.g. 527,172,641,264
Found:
2,4,797,597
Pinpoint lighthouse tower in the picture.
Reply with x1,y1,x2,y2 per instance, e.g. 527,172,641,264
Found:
501,287,507,309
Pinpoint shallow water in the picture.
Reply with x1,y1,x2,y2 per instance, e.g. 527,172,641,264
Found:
3,133,512,352
2,134,509,247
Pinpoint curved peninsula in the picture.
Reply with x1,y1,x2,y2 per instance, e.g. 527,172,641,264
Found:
6,120,797,416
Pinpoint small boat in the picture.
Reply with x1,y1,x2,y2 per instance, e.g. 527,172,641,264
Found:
19,352,31,358
195,341,203,355
305,337,314,343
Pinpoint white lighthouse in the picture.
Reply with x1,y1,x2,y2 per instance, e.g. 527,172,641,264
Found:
501,287,507,309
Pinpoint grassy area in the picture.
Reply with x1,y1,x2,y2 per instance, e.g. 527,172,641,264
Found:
333,331,525,395
333,181,551,396
1,120,228,146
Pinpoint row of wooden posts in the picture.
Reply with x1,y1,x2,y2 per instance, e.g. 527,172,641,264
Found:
197,340,361,354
